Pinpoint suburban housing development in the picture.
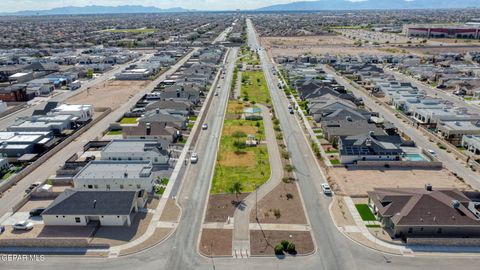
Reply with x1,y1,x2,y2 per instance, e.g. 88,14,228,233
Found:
1,2,480,270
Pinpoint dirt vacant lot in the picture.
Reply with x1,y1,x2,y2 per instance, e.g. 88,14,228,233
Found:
250,230,314,256
67,80,148,110
402,45,480,55
250,182,307,224
199,229,232,256
329,168,472,196
261,35,353,48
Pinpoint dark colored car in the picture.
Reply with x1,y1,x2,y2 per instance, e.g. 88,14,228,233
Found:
29,207,46,217
0,225,5,234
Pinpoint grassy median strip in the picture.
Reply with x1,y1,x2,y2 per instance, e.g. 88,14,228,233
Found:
211,102,270,194
241,71,271,105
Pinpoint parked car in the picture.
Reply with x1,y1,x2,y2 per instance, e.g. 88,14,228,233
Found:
190,153,198,163
289,109,295,114
13,221,34,231
202,123,208,130
29,207,46,217
427,149,436,156
321,183,332,195
214,92,219,96
0,225,5,234
24,182,42,194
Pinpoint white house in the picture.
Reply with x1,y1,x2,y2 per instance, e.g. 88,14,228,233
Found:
101,139,170,165
51,104,93,122
42,189,147,227
73,160,154,192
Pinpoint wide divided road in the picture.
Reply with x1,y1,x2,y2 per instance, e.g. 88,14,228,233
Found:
4,22,480,270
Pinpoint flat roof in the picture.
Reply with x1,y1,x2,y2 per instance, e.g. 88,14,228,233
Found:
75,160,153,180
103,140,160,154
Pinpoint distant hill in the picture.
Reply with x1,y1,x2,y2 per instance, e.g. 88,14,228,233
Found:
257,0,480,11
1,5,190,16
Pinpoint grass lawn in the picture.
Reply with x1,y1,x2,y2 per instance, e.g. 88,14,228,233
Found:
211,103,270,194
1,167,19,180
107,130,123,135
355,204,377,221
330,159,341,165
325,149,339,154
119,117,138,124
241,71,270,105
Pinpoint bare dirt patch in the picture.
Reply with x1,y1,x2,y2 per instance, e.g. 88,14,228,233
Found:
227,102,245,114
18,199,54,212
250,182,307,224
218,151,255,167
160,199,180,222
89,212,152,247
223,125,258,136
199,229,232,256
401,45,480,55
261,35,353,48
67,80,149,110
205,193,249,223
330,196,355,227
329,168,472,197
250,230,314,256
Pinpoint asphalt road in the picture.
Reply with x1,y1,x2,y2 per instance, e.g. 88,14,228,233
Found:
322,65,480,191
3,24,480,270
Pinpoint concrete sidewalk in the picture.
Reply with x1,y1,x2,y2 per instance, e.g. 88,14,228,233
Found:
232,104,284,257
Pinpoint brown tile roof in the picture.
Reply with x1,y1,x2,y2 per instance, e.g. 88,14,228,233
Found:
368,188,480,227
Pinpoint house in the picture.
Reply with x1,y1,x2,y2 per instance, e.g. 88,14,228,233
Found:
0,84,33,102
0,131,54,158
101,139,170,165
322,120,385,142
144,100,194,116
73,160,154,192
461,135,480,155
42,189,147,227
139,110,187,130
123,122,181,143
339,134,404,164
367,187,480,238
50,104,93,123
437,120,480,146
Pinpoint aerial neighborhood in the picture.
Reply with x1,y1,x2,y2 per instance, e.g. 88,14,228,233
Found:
1,2,480,270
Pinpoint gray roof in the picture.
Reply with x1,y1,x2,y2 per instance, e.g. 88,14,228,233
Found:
75,160,152,180
42,189,137,216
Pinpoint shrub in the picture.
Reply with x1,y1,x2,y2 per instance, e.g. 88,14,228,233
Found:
273,209,281,219
284,164,295,172
286,242,296,253
286,193,294,200
274,244,284,255
281,150,290,159
281,240,290,250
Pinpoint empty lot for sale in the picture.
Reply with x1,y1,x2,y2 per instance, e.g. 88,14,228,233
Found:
67,80,149,110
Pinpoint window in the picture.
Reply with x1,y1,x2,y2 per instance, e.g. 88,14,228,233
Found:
437,228,442,234
117,216,120,218
137,184,141,189
87,185,93,189
75,217,81,223
106,184,111,190
120,185,124,189
408,228,413,233
94,185,98,189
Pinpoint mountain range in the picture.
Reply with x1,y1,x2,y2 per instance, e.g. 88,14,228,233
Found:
1,5,189,16
257,0,480,11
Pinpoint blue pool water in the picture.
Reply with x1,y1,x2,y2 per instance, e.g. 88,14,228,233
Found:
405,153,427,162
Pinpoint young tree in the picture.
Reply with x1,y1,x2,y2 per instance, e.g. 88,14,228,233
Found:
228,181,243,202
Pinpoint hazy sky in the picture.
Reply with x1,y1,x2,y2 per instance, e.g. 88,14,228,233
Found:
0,0,314,12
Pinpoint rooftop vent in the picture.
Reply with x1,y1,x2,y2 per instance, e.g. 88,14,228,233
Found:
93,200,97,209
425,183,432,191
451,200,461,209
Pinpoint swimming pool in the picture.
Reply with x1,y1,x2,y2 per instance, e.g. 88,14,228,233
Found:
405,153,428,162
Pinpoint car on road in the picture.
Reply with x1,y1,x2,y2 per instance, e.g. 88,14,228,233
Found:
190,153,198,164
288,104,292,109
321,183,332,195
202,123,208,130
427,149,436,156
289,109,295,114
29,207,46,217
0,226,5,234
24,182,42,194
13,221,34,231
214,92,219,96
